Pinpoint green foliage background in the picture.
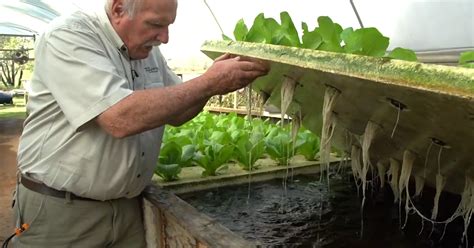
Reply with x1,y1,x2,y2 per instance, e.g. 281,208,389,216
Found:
0,36,35,89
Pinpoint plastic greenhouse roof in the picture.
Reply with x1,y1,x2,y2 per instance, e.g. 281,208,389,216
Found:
0,0,60,36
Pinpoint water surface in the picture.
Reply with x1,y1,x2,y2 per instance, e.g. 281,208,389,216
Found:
180,172,471,247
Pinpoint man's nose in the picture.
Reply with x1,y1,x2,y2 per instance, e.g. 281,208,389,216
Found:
156,28,169,44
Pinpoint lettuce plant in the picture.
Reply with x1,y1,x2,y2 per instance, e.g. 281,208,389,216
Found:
294,129,320,161
194,143,234,176
155,141,183,182
192,130,235,176
154,163,181,182
234,131,265,170
265,126,293,165
155,136,198,181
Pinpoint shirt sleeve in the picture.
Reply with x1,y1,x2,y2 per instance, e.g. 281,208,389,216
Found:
36,27,132,130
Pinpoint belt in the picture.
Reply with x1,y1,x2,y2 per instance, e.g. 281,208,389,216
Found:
20,175,99,201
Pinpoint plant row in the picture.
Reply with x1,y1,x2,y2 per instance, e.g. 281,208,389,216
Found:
226,12,474,68
225,12,420,61
155,112,320,182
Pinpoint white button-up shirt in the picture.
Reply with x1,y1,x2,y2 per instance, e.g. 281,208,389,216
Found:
17,8,181,201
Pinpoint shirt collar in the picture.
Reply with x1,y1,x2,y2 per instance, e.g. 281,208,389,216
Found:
96,7,128,55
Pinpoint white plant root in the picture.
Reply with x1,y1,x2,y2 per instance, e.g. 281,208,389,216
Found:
319,86,340,185
280,76,297,123
388,158,401,203
376,161,388,189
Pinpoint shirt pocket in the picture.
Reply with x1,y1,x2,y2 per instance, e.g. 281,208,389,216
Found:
144,75,164,89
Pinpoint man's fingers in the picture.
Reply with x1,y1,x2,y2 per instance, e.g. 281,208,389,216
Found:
207,53,270,94
241,70,268,81
235,56,269,65
235,56,270,72
214,53,231,62
238,60,270,73
217,54,270,73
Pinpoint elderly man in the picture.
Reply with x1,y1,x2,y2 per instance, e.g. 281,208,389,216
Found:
12,0,268,246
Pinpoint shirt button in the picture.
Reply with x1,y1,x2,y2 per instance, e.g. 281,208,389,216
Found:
141,152,145,157
137,174,141,178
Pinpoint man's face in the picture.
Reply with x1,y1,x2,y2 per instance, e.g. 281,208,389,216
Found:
112,0,177,59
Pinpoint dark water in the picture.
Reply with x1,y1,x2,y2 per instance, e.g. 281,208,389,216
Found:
179,172,472,248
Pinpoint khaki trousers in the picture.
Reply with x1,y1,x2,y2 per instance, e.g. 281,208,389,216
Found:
12,184,146,248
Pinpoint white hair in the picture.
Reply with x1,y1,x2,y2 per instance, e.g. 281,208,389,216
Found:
105,0,144,19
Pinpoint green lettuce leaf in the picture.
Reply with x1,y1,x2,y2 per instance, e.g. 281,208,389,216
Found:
387,47,418,61
343,27,389,57
301,22,322,50
459,51,474,68
233,19,248,41
155,163,181,182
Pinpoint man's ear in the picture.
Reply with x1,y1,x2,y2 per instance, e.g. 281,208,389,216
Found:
110,0,125,19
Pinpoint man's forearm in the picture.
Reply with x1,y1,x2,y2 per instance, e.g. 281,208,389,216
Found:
97,76,215,138
167,97,209,126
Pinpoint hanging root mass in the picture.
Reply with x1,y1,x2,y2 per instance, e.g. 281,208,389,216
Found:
358,148,472,246
319,86,340,186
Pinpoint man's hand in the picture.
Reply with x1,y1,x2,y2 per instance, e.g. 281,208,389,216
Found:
201,53,270,95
